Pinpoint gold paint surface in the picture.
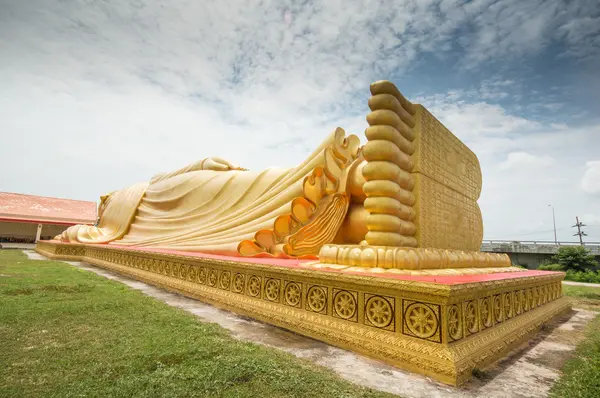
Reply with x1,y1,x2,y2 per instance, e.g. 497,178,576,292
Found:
36,241,570,386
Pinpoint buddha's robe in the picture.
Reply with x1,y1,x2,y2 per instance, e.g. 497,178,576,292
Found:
59,128,361,257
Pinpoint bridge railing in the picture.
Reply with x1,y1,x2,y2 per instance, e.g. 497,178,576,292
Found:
480,240,600,255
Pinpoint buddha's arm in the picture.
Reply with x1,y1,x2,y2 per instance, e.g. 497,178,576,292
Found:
150,157,246,184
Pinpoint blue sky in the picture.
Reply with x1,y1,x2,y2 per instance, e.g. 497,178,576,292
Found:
1,0,599,242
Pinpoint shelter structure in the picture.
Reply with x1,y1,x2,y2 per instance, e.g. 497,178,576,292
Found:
0,192,96,243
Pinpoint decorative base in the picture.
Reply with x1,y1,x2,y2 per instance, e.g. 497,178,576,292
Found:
319,244,511,269
36,241,570,386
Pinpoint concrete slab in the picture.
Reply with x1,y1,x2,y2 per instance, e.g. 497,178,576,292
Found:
26,250,596,398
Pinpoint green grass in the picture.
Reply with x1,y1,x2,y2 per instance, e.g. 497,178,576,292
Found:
563,284,600,312
549,313,600,398
549,283,600,397
0,250,393,398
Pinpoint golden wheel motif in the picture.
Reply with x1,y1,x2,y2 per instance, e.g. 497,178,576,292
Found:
515,291,523,315
179,264,188,280
247,276,261,297
504,293,513,319
406,303,438,338
334,291,357,320
208,269,218,286
265,279,280,301
197,268,207,284
307,286,327,312
448,305,462,340
493,295,503,323
232,273,245,293
480,297,492,328
284,282,301,306
465,301,478,334
164,261,171,275
171,262,179,277
365,296,393,328
187,266,197,282
219,271,231,290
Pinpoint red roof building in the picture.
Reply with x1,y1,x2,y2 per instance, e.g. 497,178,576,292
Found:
0,192,97,243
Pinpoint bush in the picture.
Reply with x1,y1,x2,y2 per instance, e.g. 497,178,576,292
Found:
552,246,598,272
565,270,600,284
538,263,564,271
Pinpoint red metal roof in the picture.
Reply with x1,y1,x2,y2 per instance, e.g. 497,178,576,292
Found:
0,192,97,225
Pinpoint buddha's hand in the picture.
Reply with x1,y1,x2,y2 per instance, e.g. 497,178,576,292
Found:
203,157,247,171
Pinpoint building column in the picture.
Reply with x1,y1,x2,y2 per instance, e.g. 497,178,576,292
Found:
35,223,43,243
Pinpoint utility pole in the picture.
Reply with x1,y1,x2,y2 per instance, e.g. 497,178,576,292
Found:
572,216,587,245
548,204,557,245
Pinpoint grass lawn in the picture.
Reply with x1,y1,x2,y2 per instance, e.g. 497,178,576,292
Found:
0,250,393,398
549,284,600,398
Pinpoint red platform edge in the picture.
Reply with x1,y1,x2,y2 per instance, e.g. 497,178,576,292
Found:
43,241,563,285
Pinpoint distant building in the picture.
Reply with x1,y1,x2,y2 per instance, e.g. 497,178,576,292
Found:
0,192,97,243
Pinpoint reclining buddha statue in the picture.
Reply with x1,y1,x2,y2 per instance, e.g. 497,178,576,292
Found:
59,80,507,269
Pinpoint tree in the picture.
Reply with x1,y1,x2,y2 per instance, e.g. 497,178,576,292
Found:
552,246,598,271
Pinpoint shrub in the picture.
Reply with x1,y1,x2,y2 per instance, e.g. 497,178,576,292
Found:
565,270,600,284
552,246,598,272
538,263,564,271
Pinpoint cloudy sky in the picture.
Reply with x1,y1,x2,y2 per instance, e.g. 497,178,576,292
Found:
1,0,599,242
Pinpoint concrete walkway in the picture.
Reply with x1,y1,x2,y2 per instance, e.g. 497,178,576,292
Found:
563,281,600,288
27,250,596,398
1,243,36,250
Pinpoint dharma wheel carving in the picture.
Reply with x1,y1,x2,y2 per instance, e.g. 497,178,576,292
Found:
247,276,261,297
366,296,393,328
333,290,357,320
233,273,245,293
406,303,438,339
265,279,280,301
307,286,327,313
448,305,462,341
284,282,301,307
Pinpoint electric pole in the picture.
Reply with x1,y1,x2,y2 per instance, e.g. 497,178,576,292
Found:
548,204,557,245
572,216,587,245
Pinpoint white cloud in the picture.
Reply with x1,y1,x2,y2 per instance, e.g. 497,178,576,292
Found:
499,152,554,170
581,161,600,196
0,0,599,243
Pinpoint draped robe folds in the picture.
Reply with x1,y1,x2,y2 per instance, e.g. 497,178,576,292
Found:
60,130,353,256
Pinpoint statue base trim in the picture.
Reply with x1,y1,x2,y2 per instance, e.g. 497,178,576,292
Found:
319,244,511,269
36,241,571,386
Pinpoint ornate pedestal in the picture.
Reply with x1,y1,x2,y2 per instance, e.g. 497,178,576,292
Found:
36,241,570,386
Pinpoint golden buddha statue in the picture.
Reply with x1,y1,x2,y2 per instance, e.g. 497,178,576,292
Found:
42,80,568,386
59,80,505,269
